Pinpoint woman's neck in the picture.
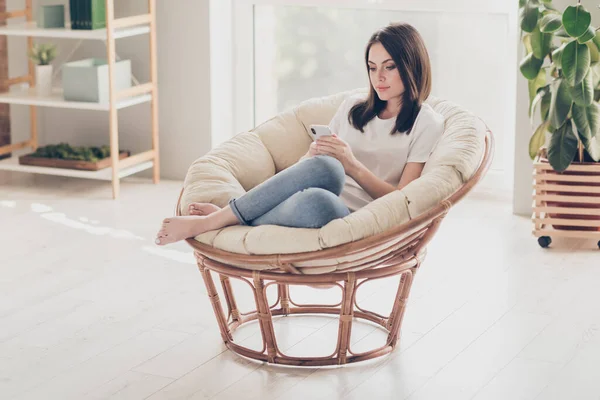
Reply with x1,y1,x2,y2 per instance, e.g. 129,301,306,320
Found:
380,98,402,119
385,97,402,116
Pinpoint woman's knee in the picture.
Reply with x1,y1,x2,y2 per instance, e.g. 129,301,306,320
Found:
298,188,350,224
303,155,346,195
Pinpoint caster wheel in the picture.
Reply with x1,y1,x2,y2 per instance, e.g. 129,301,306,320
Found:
538,236,552,248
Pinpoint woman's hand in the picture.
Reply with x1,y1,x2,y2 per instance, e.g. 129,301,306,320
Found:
315,134,360,176
308,141,320,157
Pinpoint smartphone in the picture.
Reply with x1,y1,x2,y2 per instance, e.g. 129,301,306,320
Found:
310,124,333,139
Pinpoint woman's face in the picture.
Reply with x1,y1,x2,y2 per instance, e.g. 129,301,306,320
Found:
368,42,404,103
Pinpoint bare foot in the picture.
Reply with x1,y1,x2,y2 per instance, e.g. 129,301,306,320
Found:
188,202,221,216
155,216,213,246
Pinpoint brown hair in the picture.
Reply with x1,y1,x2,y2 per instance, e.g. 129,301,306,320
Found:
349,23,432,135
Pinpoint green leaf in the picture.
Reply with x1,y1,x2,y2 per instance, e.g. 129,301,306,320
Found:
530,86,549,121
570,68,594,106
520,53,545,80
519,0,526,7
573,102,600,140
541,90,551,120
549,79,573,130
528,68,547,103
555,27,571,38
520,53,544,80
531,26,553,59
591,63,600,87
540,14,562,33
562,40,591,86
548,120,578,172
577,26,596,44
521,2,540,33
552,43,566,68
562,5,591,38
530,121,549,159
576,103,600,161
523,34,533,54
542,1,558,11
593,31,600,50
587,41,600,64
581,131,600,161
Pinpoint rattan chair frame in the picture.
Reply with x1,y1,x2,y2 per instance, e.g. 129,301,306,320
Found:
177,131,493,366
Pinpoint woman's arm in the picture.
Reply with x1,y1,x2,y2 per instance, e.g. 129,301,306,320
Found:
317,135,426,200
349,161,425,200
396,162,425,190
347,161,395,200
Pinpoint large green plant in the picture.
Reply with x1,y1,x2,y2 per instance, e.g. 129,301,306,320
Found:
520,0,600,171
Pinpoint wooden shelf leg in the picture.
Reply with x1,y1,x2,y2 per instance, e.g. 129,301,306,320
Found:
105,0,120,199
148,0,160,184
0,1,9,157
26,0,37,151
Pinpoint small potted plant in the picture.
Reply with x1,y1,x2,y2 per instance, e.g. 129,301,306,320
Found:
28,43,57,97
519,0,600,249
18,143,130,171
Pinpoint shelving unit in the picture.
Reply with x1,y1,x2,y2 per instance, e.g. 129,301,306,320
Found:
0,0,160,199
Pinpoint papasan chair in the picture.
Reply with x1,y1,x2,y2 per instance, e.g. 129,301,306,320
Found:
176,88,494,366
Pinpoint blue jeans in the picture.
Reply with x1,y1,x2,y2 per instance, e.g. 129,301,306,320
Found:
228,155,351,228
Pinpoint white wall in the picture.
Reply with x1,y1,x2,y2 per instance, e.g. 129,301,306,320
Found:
209,0,233,149
513,12,533,216
513,0,600,215
8,0,212,180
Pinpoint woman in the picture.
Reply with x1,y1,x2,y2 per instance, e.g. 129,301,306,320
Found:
155,22,444,246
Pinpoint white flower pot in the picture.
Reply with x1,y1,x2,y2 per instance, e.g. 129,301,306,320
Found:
35,65,53,97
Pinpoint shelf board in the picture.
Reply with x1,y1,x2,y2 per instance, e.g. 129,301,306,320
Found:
0,154,154,180
0,21,150,40
0,88,151,110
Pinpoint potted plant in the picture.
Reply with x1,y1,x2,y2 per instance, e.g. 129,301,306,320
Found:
519,0,600,249
18,143,130,171
28,43,57,97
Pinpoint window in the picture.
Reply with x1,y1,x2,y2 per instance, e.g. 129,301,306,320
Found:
231,0,516,172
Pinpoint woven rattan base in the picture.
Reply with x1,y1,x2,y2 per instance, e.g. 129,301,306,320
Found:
195,251,419,366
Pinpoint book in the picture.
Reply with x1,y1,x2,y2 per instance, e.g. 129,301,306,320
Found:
91,0,106,30
70,0,106,30
68,0,79,29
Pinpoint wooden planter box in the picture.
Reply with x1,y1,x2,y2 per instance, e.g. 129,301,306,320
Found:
19,151,130,171
533,157,600,248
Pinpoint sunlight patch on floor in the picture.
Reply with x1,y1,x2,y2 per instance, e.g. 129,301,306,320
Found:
142,245,196,265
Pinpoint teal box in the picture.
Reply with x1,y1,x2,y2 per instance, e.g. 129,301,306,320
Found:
38,5,65,28
62,58,132,103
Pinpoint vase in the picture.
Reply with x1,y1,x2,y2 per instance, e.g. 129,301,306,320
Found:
35,64,53,97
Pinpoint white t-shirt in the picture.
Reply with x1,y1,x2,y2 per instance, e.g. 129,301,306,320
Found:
328,93,445,212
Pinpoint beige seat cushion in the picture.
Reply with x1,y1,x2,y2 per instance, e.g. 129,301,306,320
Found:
181,89,486,274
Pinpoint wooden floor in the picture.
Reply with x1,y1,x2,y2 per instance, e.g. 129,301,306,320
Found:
1,170,599,400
